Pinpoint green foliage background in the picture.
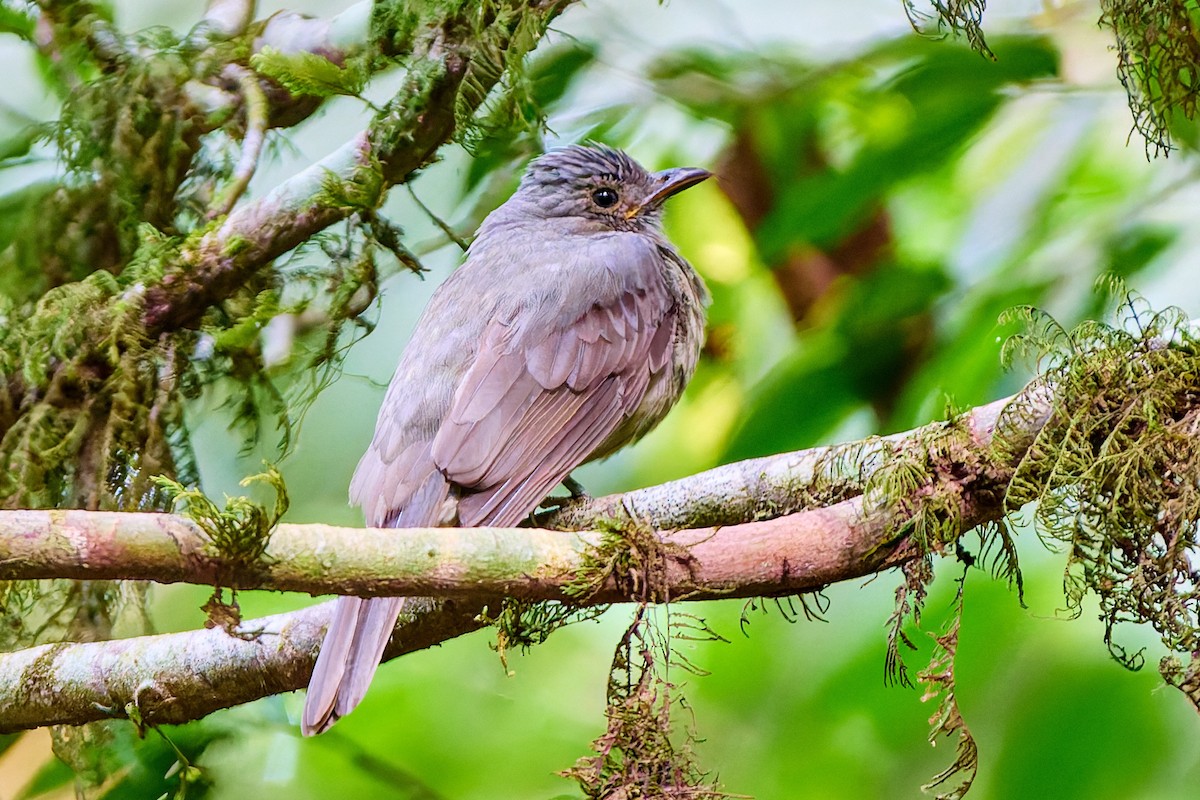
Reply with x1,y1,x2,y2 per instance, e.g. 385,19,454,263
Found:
2,0,1199,798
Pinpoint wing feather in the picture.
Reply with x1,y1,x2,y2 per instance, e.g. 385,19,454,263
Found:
648,311,675,371
435,279,675,528
458,379,626,527
453,323,525,423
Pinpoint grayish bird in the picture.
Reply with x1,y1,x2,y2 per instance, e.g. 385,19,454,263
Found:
302,144,711,735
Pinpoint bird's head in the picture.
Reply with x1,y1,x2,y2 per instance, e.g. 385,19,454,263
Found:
511,144,711,232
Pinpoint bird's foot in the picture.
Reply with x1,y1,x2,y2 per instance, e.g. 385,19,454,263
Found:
562,474,591,501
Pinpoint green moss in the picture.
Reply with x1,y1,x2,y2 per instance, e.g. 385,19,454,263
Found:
999,293,1200,705
553,515,731,797
1099,0,1200,155
155,466,288,632
902,0,994,60
19,642,69,698
250,47,367,99
124,224,184,285
0,272,177,514
817,391,1014,799
317,152,386,213
221,234,252,257
155,465,287,571
561,605,730,799
453,3,559,156
477,597,604,675
918,578,977,800
367,1,424,60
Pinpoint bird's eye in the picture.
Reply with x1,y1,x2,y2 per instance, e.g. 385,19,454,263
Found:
591,187,619,208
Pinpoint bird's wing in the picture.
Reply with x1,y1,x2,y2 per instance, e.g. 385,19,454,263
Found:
431,275,676,528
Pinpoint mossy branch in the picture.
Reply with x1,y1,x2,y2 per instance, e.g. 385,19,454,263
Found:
141,0,575,334
0,391,1037,733
0,597,487,733
0,395,1028,598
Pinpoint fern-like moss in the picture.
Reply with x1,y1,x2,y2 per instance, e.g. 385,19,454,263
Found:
250,47,368,99
902,0,993,60
1099,0,1200,155
561,605,731,800
1000,292,1200,706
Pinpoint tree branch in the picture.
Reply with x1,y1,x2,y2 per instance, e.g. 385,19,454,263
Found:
141,50,464,334
0,597,488,732
185,4,369,133
142,0,576,334
548,395,1029,530
208,63,269,218
0,388,1052,732
0,502,915,602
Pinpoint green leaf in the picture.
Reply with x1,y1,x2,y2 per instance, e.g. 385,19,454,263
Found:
14,751,74,800
528,40,595,108
756,36,1059,257
0,5,35,40
250,47,366,99
721,332,862,462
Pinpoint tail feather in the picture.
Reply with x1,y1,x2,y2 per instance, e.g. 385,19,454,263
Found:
302,596,406,735
335,596,405,719
302,467,448,735
301,595,359,735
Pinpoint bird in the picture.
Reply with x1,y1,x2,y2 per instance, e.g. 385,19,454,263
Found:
302,144,711,735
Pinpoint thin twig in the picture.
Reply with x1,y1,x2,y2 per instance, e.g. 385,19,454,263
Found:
407,185,470,252
209,64,270,219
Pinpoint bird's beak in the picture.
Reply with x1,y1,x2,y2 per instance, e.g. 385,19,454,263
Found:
627,166,713,218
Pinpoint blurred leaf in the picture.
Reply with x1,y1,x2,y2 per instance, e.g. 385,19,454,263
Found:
757,37,1059,257
724,263,949,460
529,41,596,110
0,5,35,40
891,277,1055,428
987,665,1173,798
0,124,37,162
15,755,74,800
649,47,807,124
722,331,861,461
84,718,235,800
1071,226,1177,322
832,263,949,397
1103,225,1175,280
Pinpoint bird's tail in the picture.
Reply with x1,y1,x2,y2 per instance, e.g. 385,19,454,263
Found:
302,462,451,735
301,595,405,736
